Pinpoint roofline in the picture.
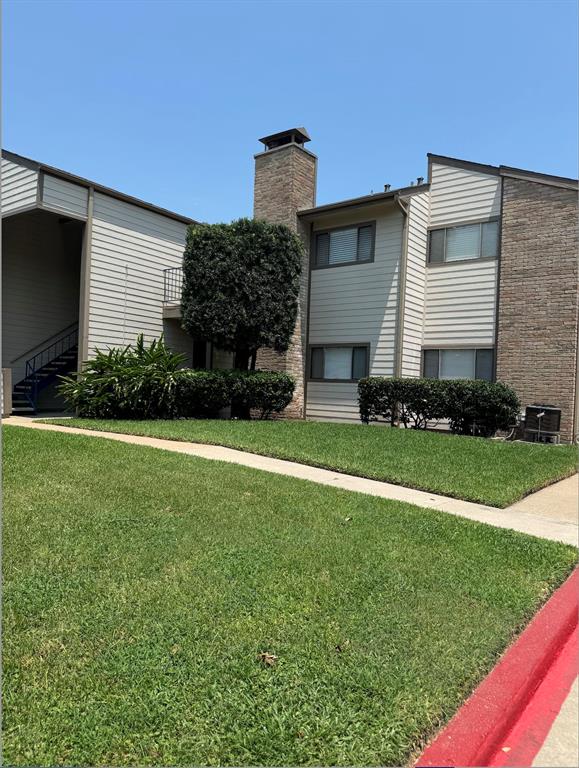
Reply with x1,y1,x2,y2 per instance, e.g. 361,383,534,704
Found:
2,149,197,225
498,164,578,190
298,183,430,218
427,153,578,190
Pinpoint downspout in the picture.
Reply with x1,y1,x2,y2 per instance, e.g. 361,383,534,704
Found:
394,194,410,379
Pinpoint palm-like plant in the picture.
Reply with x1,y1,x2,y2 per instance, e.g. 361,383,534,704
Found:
59,335,186,418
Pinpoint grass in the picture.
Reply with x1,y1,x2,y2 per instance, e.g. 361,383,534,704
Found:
3,425,577,766
44,417,578,507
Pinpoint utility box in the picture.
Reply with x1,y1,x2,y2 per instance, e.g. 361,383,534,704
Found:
524,404,562,443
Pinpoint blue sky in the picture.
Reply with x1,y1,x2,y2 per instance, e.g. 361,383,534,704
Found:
3,0,577,222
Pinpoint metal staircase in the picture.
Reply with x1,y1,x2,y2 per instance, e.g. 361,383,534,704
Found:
12,325,79,415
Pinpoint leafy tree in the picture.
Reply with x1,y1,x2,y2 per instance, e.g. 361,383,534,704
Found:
181,218,304,370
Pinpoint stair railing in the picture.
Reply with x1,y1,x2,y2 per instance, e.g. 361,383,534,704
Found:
23,326,79,410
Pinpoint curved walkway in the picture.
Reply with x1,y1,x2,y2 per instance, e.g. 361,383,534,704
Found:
5,416,578,546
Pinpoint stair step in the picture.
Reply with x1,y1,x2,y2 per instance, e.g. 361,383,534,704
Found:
12,338,78,407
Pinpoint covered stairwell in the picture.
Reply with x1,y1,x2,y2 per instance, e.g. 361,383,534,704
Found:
11,324,79,415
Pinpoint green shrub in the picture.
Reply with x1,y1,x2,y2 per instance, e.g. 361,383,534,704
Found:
230,370,295,419
60,338,295,420
181,218,303,370
176,370,232,418
59,335,186,419
358,377,520,437
178,369,295,420
445,379,522,437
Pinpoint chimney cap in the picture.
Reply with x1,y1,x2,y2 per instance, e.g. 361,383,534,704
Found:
259,127,311,150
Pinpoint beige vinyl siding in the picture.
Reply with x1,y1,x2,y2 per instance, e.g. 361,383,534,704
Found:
1,210,81,384
306,205,403,422
1,156,38,216
429,162,501,226
423,259,498,346
42,174,89,219
306,382,360,422
400,190,429,376
87,192,187,353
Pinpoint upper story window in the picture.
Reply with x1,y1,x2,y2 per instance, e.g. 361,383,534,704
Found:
428,219,499,264
313,222,375,268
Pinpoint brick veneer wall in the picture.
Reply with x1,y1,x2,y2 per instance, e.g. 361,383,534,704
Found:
496,177,578,442
253,143,317,418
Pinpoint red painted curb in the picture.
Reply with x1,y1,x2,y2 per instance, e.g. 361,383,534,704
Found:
416,568,579,767
488,625,578,766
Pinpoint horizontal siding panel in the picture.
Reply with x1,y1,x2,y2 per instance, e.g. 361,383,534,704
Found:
423,259,498,346
306,382,360,423
94,194,185,244
87,192,187,355
307,210,403,420
429,163,501,227
1,157,38,215
42,175,89,218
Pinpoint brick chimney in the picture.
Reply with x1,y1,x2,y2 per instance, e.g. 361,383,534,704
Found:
253,128,317,418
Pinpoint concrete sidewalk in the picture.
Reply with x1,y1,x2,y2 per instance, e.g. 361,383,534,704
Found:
4,416,578,546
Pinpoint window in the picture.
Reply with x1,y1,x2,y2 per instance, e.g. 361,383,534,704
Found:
428,220,499,264
314,223,375,268
309,345,369,381
422,348,494,381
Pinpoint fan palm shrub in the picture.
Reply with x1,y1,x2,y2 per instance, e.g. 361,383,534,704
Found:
59,335,186,418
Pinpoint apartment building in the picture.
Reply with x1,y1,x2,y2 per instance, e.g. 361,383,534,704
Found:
252,129,578,442
1,130,577,440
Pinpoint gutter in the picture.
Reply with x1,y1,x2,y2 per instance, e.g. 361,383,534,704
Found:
298,183,429,219
394,193,410,379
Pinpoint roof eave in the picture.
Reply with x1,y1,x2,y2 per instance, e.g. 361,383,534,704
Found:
298,183,430,219
427,152,578,189
2,149,197,225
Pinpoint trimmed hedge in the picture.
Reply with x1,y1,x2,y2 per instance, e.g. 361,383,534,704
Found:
179,369,295,420
59,337,295,420
227,370,296,420
177,370,232,418
358,377,520,437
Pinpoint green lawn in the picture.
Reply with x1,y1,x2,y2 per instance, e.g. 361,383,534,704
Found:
45,417,578,507
4,425,577,766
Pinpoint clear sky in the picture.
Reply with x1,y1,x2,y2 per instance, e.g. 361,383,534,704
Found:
3,0,577,223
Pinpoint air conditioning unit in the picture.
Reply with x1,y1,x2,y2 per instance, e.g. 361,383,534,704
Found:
524,404,561,443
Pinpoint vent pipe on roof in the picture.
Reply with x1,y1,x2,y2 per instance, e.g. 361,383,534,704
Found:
384,184,391,191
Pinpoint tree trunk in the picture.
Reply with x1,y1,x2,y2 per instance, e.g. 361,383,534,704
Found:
232,347,251,419
234,348,251,370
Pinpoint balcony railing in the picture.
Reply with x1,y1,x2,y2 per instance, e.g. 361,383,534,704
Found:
163,266,183,303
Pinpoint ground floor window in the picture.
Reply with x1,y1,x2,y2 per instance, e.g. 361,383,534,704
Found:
309,344,369,381
423,348,494,381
